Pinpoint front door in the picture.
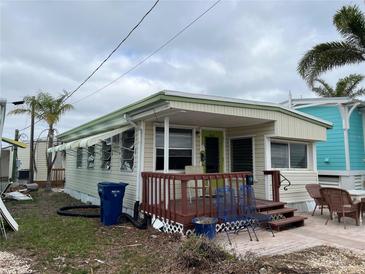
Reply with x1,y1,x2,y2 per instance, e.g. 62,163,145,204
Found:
202,130,224,173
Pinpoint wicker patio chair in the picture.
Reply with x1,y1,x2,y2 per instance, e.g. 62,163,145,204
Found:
320,187,361,228
305,184,329,216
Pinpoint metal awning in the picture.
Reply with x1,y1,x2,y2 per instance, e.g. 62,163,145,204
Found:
1,137,27,148
48,125,133,153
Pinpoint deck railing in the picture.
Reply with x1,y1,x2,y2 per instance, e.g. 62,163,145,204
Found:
141,172,252,225
51,168,65,187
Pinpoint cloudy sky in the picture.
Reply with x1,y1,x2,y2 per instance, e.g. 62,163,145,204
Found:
1,0,365,141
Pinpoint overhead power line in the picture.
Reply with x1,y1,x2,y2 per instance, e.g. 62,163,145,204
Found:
19,1,160,131
71,0,222,105
63,0,160,102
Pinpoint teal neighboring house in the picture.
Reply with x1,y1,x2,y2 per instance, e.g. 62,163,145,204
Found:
287,97,365,190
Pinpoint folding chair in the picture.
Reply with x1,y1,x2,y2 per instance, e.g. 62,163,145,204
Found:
240,184,274,241
216,186,253,245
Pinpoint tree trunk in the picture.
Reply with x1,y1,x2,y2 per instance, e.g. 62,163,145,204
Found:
45,125,54,192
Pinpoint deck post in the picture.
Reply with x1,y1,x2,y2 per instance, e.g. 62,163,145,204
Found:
181,179,188,214
163,117,170,212
263,170,281,202
163,117,169,173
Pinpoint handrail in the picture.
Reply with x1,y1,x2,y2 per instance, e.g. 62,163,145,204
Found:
280,173,291,191
263,170,293,202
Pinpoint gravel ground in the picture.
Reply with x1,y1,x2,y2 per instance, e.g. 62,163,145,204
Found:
260,245,365,274
0,251,32,274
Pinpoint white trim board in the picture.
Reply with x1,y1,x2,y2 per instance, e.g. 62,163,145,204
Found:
318,170,365,176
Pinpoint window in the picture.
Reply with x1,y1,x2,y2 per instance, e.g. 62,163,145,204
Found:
290,143,307,168
87,145,95,169
231,138,253,172
155,127,193,171
76,148,83,168
120,129,135,171
101,138,112,170
271,143,289,168
271,141,307,169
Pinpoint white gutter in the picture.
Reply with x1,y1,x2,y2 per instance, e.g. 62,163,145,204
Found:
124,114,143,203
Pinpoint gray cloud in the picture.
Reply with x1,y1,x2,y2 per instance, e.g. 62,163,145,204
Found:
1,0,365,140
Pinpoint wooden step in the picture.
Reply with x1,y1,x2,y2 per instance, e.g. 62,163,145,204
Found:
256,200,286,211
261,207,297,216
268,216,305,232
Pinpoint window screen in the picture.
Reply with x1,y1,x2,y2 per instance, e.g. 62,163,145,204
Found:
271,142,289,168
101,139,112,170
231,138,253,172
290,143,307,168
87,145,95,169
76,148,83,168
121,129,135,171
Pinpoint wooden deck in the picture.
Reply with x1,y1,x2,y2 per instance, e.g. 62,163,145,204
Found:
141,171,305,231
143,197,286,226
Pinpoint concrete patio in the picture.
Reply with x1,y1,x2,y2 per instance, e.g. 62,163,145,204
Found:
218,212,365,256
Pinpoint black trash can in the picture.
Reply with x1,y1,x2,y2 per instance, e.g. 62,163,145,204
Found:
98,182,128,226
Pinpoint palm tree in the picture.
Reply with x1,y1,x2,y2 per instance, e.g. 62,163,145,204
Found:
298,5,365,86
311,74,365,98
9,91,73,191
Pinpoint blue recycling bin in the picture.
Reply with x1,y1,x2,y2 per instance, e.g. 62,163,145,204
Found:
192,217,218,240
98,182,128,226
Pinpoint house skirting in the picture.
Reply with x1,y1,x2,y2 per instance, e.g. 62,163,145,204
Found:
286,200,315,213
64,187,134,216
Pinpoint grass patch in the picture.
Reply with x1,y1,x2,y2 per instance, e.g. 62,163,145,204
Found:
0,190,180,273
1,190,364,274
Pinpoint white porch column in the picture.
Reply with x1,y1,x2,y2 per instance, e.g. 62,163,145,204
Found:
164,117,169,173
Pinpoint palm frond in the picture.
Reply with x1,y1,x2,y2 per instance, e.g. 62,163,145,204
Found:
349,87,365,98
312,78,335,97
313,78,334,93
298,41,365,85
7,108,31,116
9,90,74,127
337,74,364,96
333,5,365,48
312,87,333,97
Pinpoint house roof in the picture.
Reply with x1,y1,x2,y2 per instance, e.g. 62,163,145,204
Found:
282,96,365,108
58,90,333,141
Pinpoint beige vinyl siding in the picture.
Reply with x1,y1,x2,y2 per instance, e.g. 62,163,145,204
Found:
64,131,139,210
169,101,327,141
278,171,318,203
226,122,275,199
17,141,63,182
143,121,154,172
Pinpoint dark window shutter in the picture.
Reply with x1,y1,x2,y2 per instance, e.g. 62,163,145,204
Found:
231,138,253,172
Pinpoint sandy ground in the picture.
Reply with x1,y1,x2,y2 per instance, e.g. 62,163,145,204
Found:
0,251,32,274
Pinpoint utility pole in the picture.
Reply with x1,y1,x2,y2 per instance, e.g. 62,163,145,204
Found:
29,99,35,185
11,129,19,182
